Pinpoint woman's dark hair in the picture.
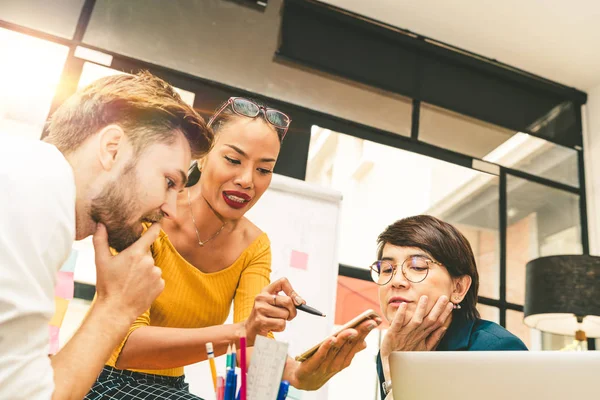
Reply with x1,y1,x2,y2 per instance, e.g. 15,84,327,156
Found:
376,215,480,320
210,97,285,142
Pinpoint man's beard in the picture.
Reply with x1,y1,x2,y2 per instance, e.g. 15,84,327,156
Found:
90,163,163,252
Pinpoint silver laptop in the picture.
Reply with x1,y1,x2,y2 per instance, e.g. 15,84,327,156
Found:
389,351,600,400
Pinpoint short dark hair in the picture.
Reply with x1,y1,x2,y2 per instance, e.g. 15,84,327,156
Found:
377,215,480,320
46,71,213,159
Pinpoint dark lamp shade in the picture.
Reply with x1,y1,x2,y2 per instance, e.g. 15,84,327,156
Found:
524,255,600,338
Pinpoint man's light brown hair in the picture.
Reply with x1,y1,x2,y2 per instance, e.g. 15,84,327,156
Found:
45,71,213,159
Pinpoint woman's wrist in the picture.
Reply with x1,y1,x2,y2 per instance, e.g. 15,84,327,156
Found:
233,321,249,344
381,354,392,382
282,358,302,388
380,345,391,359
380,332,394,359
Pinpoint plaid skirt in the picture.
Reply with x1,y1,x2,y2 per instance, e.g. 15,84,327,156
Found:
85,365,204,400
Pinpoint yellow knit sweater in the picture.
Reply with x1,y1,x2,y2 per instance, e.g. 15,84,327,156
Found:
106,229,271,377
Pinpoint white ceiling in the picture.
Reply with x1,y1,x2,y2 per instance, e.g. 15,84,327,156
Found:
320,0,600,91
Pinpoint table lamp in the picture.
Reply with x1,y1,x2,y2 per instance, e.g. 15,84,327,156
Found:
524,255,600,347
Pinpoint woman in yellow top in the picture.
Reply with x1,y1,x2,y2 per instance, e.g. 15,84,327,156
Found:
86,97,380,399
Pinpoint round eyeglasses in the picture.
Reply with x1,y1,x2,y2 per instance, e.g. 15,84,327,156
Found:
369,256,443,285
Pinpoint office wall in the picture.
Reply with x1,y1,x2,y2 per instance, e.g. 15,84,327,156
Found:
0,0,84,38
82,0,411,137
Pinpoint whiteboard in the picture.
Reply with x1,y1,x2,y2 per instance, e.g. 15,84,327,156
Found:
186,174,342,400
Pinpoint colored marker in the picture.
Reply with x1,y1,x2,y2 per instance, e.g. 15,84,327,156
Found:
217,376,225,400
277,380,290,400
224,368,236,400
240,336,247,400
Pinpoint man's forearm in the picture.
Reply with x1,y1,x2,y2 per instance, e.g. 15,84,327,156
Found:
50,301,134,400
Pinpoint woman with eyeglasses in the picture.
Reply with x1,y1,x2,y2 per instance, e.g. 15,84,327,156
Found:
85,97,379,399
372,215,527,400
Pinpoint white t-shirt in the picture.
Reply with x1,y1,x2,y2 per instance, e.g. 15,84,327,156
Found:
0,135,76,399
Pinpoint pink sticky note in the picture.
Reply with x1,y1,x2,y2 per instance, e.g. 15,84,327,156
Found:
290,250,308,270
49,325,60,355
55,271,74,300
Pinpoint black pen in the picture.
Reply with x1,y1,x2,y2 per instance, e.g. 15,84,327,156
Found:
296,303,326,317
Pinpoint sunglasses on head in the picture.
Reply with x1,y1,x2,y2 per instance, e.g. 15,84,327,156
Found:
208,97,292,140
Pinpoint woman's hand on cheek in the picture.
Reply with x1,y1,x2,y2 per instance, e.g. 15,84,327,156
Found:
286,317,382,390
380,294,453,359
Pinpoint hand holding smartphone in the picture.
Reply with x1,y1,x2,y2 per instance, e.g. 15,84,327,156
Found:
295,309,380,362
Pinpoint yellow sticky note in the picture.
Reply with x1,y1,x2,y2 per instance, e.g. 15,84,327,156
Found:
49,297,70,327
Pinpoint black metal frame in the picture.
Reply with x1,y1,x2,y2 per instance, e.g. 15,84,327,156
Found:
578,149,590,255
410,99,421,140
285,0,587,105
0,0,591,343
499,170,508,327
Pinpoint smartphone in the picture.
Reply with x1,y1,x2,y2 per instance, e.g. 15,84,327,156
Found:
294,309,380,362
